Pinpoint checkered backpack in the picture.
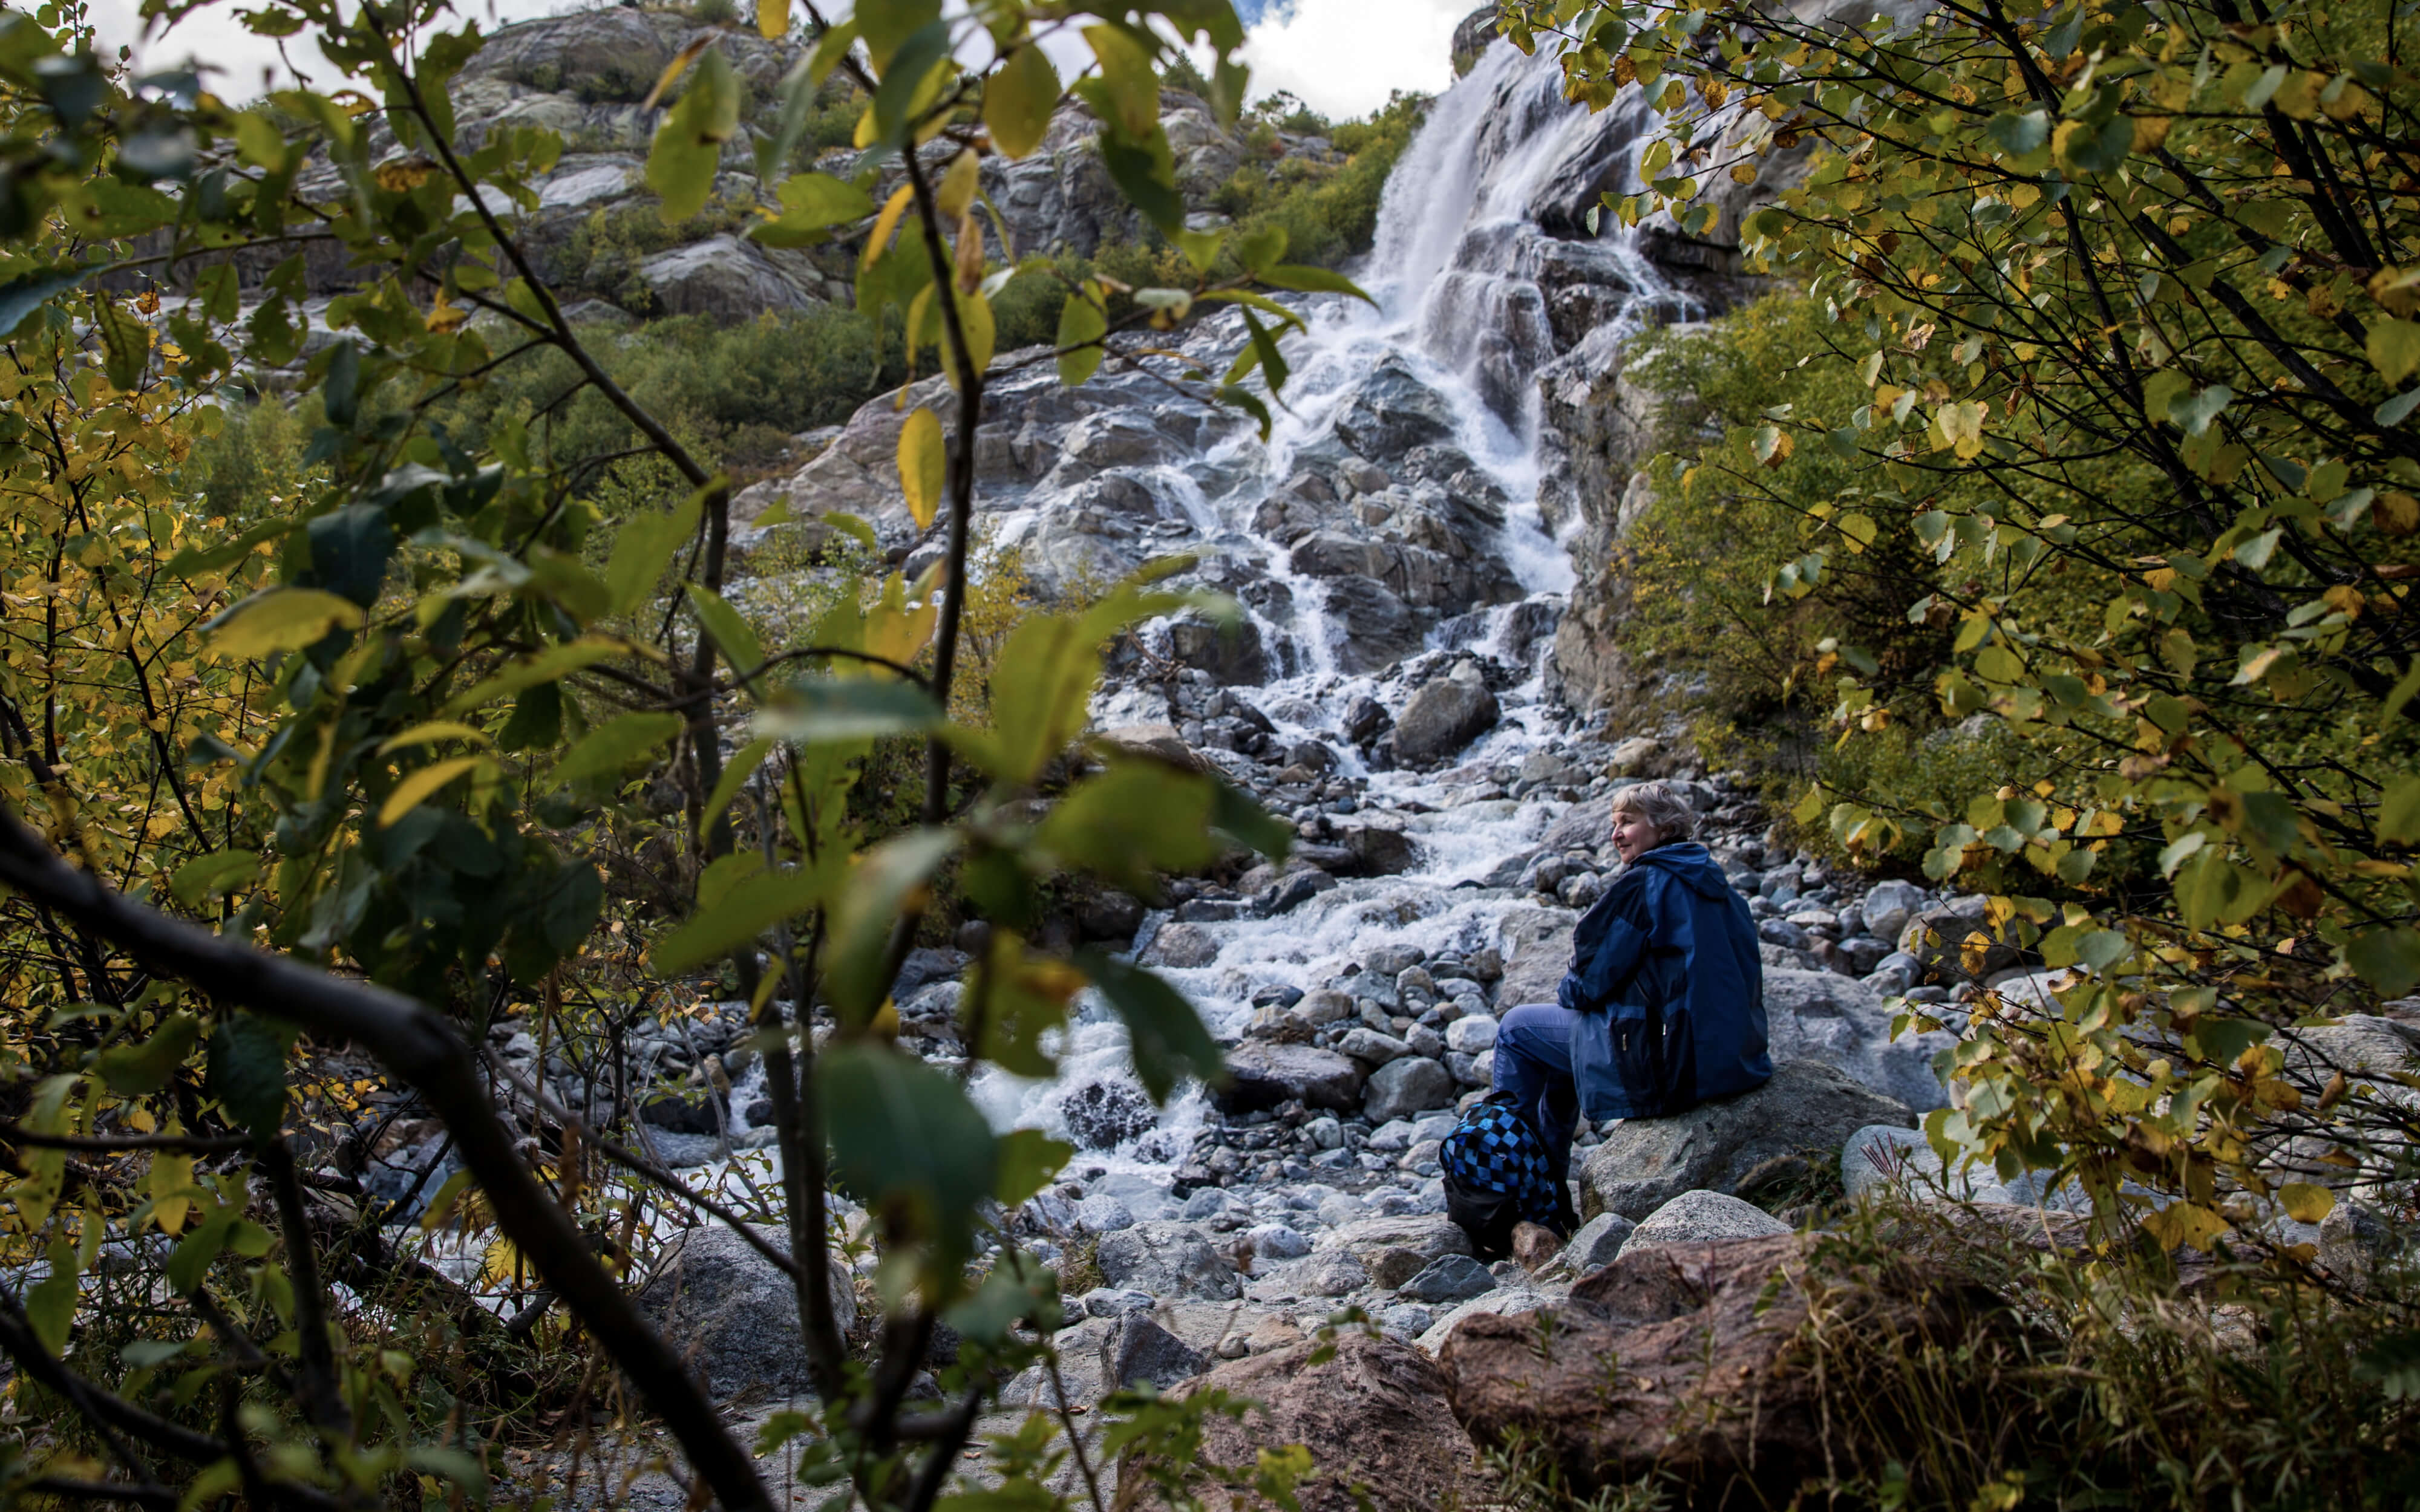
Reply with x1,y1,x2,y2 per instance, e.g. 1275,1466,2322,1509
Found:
1439,1092,1569,1260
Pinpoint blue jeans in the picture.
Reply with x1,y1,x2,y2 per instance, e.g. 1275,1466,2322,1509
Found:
1491,1003,1584,1185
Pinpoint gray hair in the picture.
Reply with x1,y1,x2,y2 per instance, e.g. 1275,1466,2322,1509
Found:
1609,780,1696,842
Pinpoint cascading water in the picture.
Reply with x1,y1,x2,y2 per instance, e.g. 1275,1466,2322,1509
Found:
940,37,1696,1225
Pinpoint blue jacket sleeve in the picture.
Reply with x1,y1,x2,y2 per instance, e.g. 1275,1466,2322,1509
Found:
1557,912,1649,1014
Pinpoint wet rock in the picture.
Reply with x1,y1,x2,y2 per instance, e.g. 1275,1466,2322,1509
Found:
895,946,970,997
1324,575,1425,673
636,1224,858,1400
1340,823,1419,876
1364,1056,1457,1123
1082,1288,1158,1319
1111,1334,1490,1512
1344,694,1393,745
1440,1234,2024,1507
1100,1314,1209,1392
637,1092,722,1136
1392,669,1500,763
1220,1042,1367,1113
1076,890,1149,945
1335,357,1459,460
1246,1222,1312,1262
1578,1061,1915,1222
1398,1253,1497,1303
1618,1191,1791,1256
1142,922,1220,969
1095,1221,1243,1302
1061,1078,1159,1150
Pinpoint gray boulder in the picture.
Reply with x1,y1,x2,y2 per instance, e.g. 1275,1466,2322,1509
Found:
1898,899,2024,983
1326,575,1425,673
1617,1190,1791,1257
638,236,826,319
1579,1061,1915,1222
1100,1314,1208,1391
1095,1221,1242,1302
1763,967,1957,1110
1858,879,1929,946
1220,1042,1367,1113
1393,670,1500,763
1556,1211,1636,1275
1325,1214,1472,1290
1397,1253,1497,1303
636,1224,858,1400
1364,1055,1457,1122
1335,357,1457,458
1494,907,1577,1010
1142,921,1220,968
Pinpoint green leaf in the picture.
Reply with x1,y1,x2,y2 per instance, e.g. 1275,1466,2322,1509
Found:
91,293,150,390
985,41,1059,159
165,516,292,578
817,1041,995,1266
1056,291,1107,385
647,45,741,223
2075,930,2130,974
858,0,941,70
686,584,766,685
1980,108,2049,154
442,637,629,715
751,169,877,246
994,1127,1073,1207
1039,762,1220,891
208,1013,289,1138
870,20,952,155
2346,927,2420,997
703,736,773,831
2369,319,2420,387
1260,263,1377,304
204,587,364,659
1077,950,1222,1103
170,849,258,908
0,264,91,340
1211,780,1292,862
754,677,944,744
606,495,701,615
650,864,833,977
26,1240,76,1355
898,405,946,530
549,711,684,787
2378,777,2420,845
95,1011,198,1096
825,828,960,1020
2168,384,2233,436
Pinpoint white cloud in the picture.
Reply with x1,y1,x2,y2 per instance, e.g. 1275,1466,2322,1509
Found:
1237,0,1467,120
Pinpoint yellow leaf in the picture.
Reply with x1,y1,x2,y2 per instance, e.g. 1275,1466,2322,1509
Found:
898,407,946,530
1729,162,1758,184
861,183,915,273
756,0,788,39
205,588,365,660
935,147,981,220
424,294,467,333
2279,1182,2335,1224
641,36,712,111
377,756,489,828
985,41,1061,160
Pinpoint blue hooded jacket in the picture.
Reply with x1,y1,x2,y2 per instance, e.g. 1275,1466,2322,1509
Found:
1556,840,1771,1120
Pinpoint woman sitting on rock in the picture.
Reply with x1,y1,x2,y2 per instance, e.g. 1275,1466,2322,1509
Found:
1451,780,1770,1251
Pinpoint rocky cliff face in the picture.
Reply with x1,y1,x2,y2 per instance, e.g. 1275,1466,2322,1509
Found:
187,10,1339,324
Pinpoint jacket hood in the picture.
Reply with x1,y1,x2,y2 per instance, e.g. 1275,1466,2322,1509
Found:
1630,841,1735,900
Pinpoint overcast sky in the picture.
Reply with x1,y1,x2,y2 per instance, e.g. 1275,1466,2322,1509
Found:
87,0,1476,121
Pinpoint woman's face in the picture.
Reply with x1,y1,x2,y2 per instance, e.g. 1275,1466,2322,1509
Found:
1609,808,1664,865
